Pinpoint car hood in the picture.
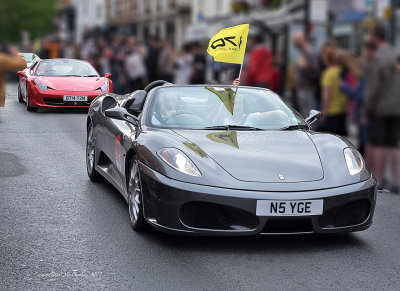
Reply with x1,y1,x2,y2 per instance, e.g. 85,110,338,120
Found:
37,76,104,91
173,129,324,183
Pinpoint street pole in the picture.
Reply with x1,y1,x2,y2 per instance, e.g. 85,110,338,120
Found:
390,0,397,45
304,0,310,39
327,10,334,38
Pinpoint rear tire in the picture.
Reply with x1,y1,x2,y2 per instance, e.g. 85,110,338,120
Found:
86,122,101,181
26,85,37,112
17,84,24,103
128,158,148,231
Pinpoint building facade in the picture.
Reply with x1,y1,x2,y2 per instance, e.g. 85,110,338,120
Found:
104,0,191,48
71,0,107,43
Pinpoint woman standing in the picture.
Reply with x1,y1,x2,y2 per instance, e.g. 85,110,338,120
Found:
319,47,348,136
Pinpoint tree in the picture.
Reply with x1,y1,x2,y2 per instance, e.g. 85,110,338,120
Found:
0,0,60,43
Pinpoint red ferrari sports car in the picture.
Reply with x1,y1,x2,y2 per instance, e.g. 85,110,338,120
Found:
17,58,113,111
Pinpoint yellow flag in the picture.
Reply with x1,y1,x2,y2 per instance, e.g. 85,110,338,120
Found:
207,24,249,65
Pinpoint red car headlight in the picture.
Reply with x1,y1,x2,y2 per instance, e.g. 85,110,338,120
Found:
100,79,109,92
34,78,48,92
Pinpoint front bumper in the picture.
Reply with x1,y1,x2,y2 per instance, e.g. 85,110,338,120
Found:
140,164,377,236
30,89,104,108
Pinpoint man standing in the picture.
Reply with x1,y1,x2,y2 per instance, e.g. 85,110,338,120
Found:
146,36,160,83
190,42,206,84
246,35,273,88
292,32,320,118
158,39,175,83
362,24,400,193
0,45,27,107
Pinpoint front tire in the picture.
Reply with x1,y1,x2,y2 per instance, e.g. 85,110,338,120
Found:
17,84,24,103
26,84,36,112
86,122,101,181
128,158,147,231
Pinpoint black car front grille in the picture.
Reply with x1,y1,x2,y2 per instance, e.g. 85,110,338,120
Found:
180,202,230,229
261,217,314,233
318,199,371,228
179,201,258,230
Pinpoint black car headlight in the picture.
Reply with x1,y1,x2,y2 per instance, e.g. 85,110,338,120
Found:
344,148,364,175
157,148,201,177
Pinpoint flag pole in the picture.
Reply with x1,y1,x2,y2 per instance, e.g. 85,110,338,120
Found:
235,64,243,95
238,64,243,80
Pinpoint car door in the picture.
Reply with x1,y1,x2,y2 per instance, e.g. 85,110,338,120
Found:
105,118,137,189
22,62,38,99
18,68,29,99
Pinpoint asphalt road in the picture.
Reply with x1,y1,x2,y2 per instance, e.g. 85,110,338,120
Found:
1,82,400,291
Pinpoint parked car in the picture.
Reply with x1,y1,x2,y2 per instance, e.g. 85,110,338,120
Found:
17,58,113,111
86,80,376,235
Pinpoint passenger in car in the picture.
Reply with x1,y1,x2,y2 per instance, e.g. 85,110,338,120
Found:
219,93,289,127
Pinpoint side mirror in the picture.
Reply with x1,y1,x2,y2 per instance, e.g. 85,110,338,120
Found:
18,71,27,78
105,73,111,78
124,90,147,114
305,110,323,126
105,107,139,126
31,59,39,67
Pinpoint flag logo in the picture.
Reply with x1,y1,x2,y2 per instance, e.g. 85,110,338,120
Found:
207,24,249,65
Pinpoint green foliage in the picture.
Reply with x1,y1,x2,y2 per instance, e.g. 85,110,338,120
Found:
0,0,60,43
270,0,281,9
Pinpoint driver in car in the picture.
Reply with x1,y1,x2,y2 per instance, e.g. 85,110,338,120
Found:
153,79,240,126
37,63,49,75
152,91,179,125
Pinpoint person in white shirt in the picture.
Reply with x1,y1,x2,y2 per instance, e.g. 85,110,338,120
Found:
124,37,146,92
151,92,179,125
175,44,193,85
220,93,289,127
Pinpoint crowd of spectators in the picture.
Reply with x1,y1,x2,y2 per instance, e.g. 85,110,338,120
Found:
38,35,213,95
291,25,400,193
37,33,285,95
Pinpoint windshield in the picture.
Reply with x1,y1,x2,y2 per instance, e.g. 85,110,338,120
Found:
35,59,99,77
148,86,306,130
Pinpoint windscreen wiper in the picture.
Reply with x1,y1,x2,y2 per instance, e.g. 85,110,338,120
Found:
83,75,99,77
280,124,308,130
203,125,263,131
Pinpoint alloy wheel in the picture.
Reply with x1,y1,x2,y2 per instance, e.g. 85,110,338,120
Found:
86,125,95,174
86,123,100,181
128,159,147,230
